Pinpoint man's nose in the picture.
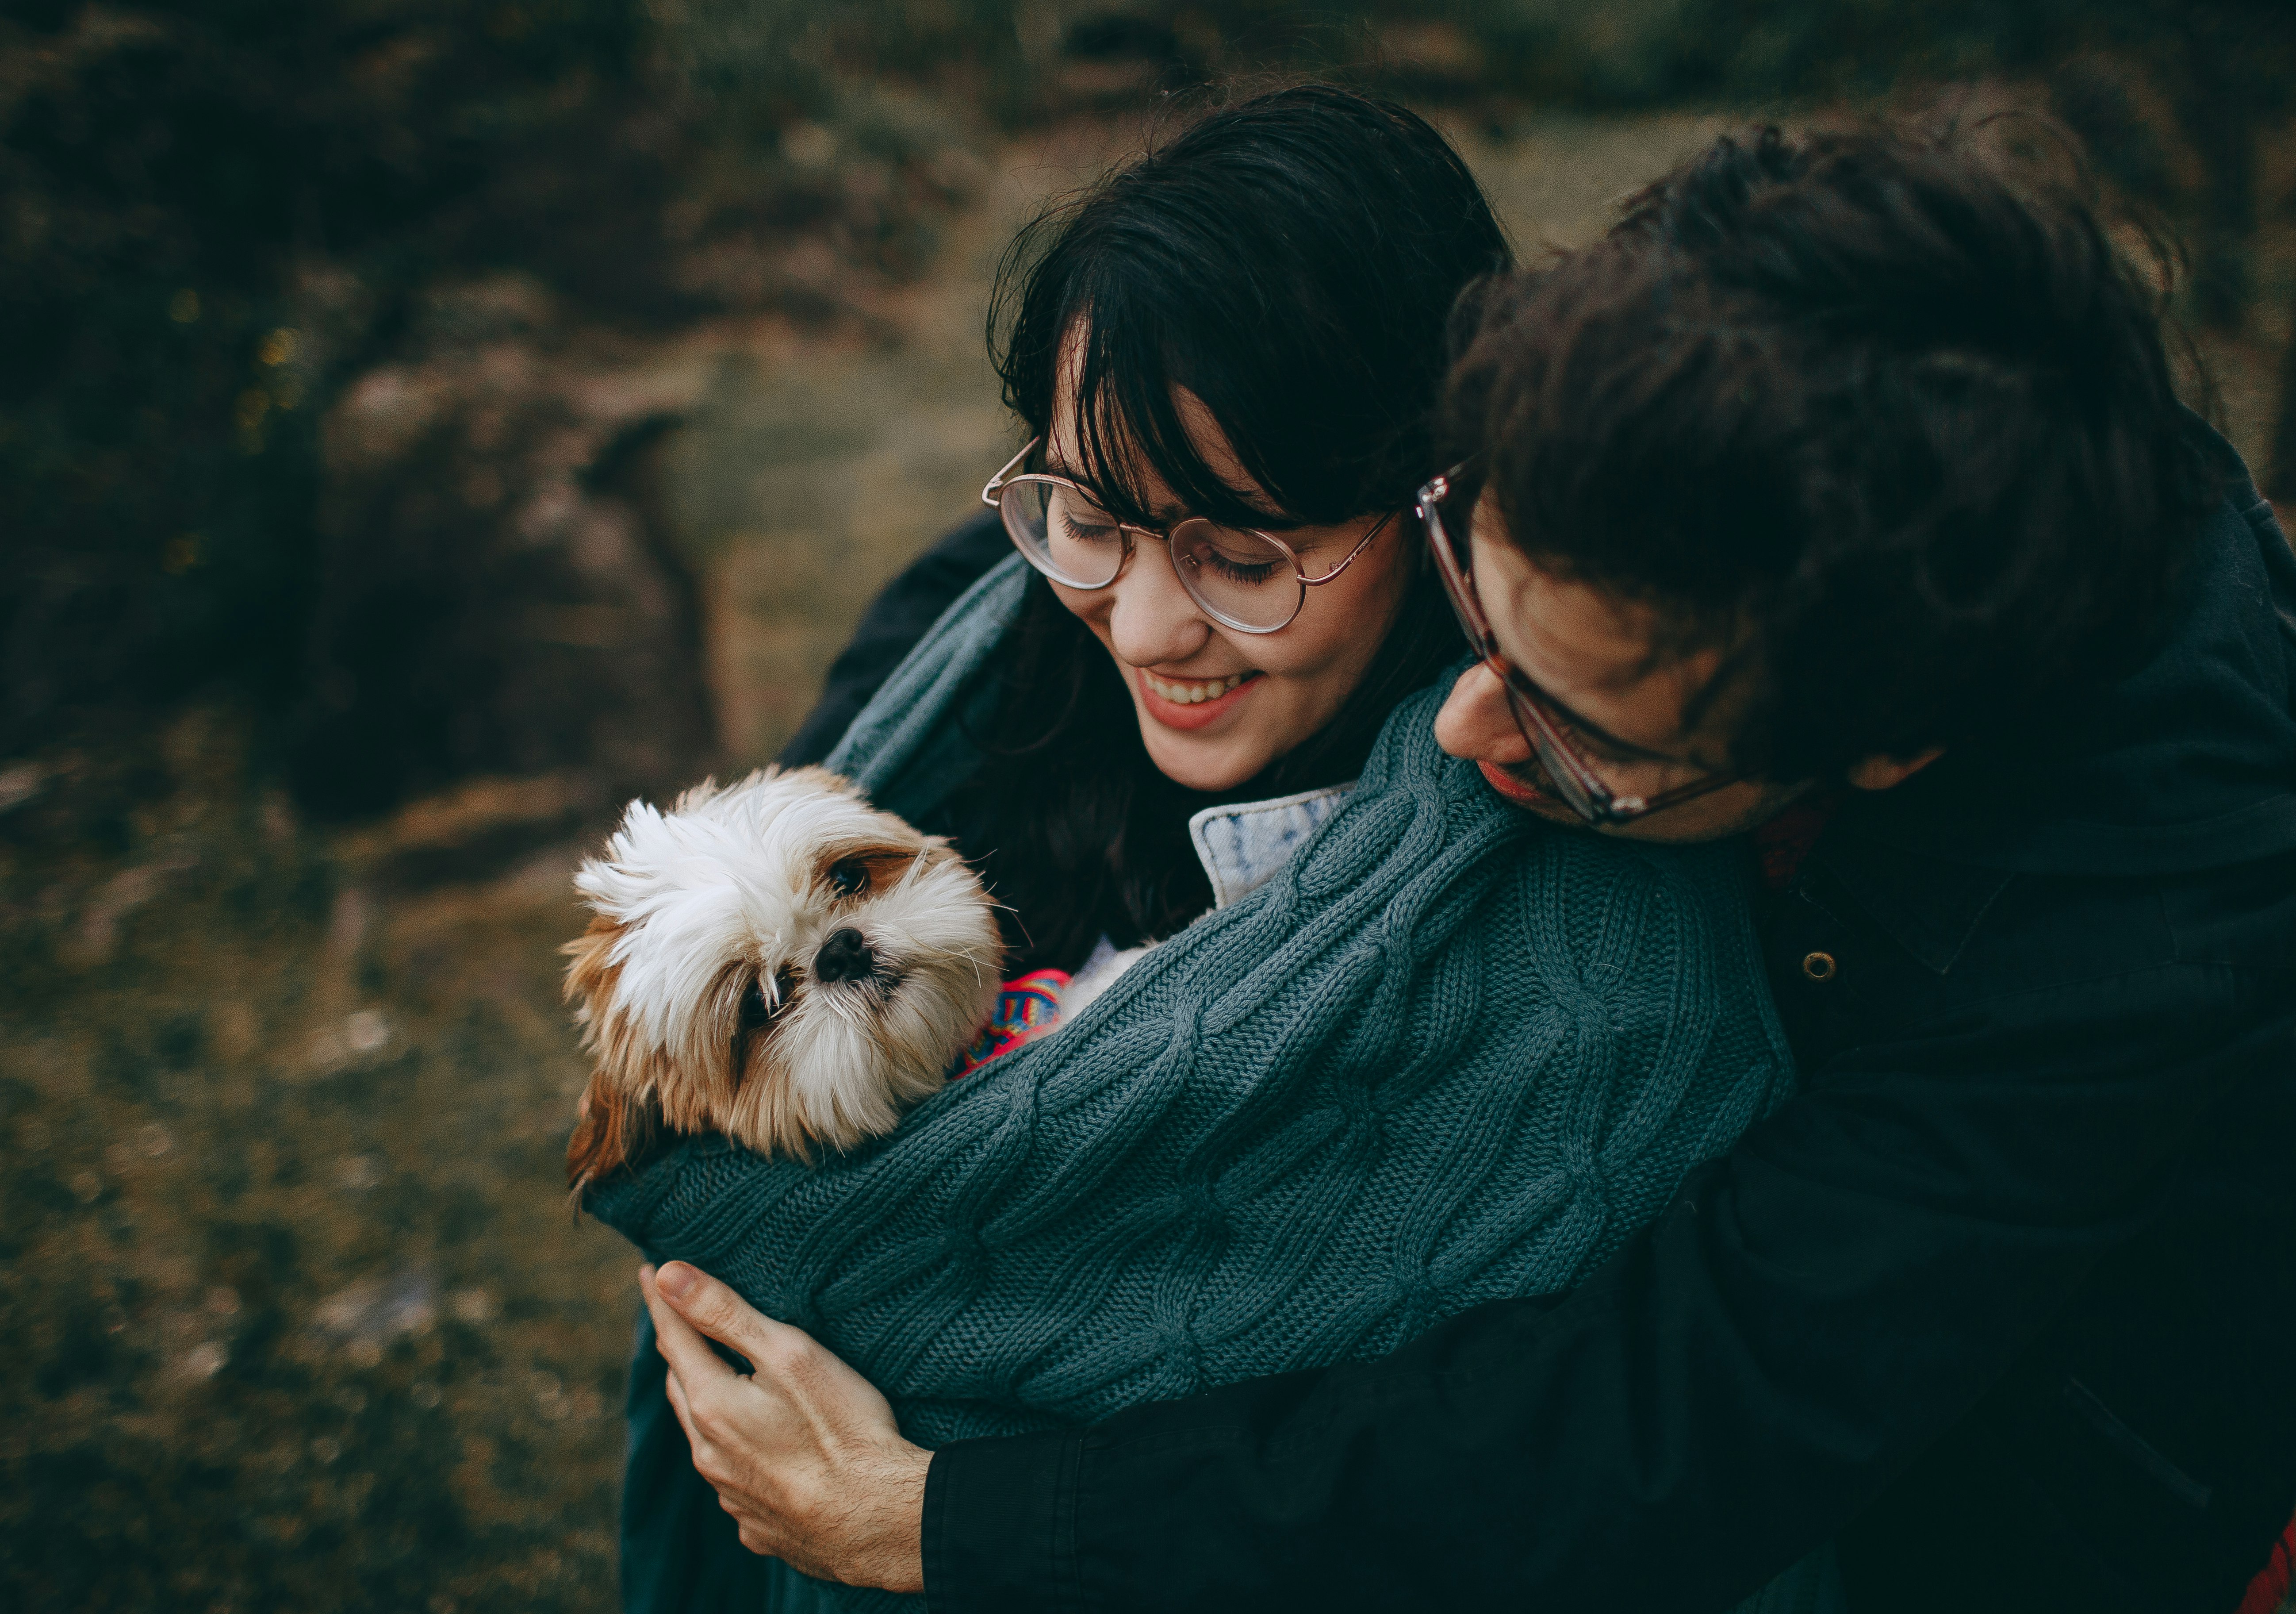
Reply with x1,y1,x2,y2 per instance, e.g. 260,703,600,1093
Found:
1105,540,1212,668
1434,663,1532,763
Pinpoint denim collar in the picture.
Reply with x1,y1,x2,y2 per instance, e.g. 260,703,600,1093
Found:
1188,784,1356,910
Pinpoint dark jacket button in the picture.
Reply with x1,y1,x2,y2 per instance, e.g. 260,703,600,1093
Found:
1802,951,1838,982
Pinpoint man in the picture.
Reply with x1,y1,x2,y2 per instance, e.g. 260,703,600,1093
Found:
630,120,2296,1612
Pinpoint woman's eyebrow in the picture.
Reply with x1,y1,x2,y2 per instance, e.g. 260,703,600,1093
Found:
1043,456,1298,530
1043,460,1149,516
1043,457,1138,506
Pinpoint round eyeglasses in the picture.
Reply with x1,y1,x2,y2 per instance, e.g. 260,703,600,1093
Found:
1414,462,1742,826
981,438,1393,635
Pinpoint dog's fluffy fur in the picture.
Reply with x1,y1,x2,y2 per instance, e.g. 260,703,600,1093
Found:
563,766,1002,1190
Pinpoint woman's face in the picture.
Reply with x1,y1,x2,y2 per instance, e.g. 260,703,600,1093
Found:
1043,367,1415,794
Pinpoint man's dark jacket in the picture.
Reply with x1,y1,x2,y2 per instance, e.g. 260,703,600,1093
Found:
624,420,2296,1613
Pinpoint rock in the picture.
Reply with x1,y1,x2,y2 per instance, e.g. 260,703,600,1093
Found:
291,278,719,819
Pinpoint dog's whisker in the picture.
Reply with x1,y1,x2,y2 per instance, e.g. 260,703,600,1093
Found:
895,849,933,892
818,981,893,1026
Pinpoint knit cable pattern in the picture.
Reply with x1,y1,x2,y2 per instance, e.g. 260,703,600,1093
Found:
586,558,1801,1610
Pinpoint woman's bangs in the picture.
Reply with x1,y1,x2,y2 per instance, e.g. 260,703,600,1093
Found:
1065,283,1300,532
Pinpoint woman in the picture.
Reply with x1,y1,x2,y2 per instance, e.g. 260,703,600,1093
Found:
600,85,1805,1613
929,83,1493,982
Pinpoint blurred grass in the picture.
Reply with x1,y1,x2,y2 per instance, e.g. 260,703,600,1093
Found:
0,708,629,1611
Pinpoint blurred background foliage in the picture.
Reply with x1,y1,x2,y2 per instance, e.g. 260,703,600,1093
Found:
5,6,2296,1612
6,0,2296,793
2,0,974,800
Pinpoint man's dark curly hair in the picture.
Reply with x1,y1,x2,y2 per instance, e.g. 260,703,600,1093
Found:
1444,117,2217,783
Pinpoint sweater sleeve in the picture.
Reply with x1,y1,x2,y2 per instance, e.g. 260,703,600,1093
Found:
922,859,2296,1614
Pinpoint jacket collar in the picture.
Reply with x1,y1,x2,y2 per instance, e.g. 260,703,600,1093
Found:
1188,784,1356,910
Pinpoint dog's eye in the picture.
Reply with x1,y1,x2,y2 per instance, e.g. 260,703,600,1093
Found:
738,971,791,1037
826,858,870,898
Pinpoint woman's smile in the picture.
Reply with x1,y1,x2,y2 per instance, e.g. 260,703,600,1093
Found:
1137,667,1262,729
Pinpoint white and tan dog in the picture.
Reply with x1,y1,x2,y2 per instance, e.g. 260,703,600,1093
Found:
563,767,1003,1189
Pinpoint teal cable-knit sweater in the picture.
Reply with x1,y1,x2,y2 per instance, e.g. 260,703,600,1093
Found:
589,556,1829,1612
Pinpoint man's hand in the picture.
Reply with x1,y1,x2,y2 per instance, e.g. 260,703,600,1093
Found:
640,1261,930,1594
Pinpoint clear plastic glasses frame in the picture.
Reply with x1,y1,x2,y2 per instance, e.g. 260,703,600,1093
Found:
1414,462,1741,826
981,437,1392,635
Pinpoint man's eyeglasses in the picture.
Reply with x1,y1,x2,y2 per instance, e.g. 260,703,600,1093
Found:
983,438,1391,635
1414,463,1740,826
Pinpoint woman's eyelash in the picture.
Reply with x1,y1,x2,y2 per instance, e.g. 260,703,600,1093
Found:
1202,555,1281,584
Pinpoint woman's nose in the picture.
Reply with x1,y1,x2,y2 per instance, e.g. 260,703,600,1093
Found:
1105,541,1213,667
1434,663,1531,764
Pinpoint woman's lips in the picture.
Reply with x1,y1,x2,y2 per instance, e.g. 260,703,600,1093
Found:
1138,668,1261,730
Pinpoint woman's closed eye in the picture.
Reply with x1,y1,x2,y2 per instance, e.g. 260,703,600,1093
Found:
1192,549,1284,587
1048,491,1124,546
1184,527,1289,588
1057,516,1125,547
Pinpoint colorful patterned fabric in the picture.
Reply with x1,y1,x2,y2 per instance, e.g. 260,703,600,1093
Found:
950,969,1069,1076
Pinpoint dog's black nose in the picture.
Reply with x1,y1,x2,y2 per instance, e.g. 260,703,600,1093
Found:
813,926,877,983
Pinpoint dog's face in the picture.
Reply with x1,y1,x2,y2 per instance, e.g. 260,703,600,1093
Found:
564,766,1001,1187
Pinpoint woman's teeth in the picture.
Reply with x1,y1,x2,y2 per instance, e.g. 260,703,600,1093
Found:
1145,671,1252,705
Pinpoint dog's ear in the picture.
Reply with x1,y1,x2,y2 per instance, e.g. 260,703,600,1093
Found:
562,913,758,1191
563,915,651,1093
566,1071,660,1202
563,915,650,1203
563,914,622,1024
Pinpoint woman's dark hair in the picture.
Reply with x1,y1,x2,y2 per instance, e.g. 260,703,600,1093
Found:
946,84,1512,973
1444,115,2214,783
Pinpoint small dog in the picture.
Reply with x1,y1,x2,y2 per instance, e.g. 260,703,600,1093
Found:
563,767,1004,1190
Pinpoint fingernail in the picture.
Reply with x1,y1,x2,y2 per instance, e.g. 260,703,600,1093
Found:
656,1262,695,1300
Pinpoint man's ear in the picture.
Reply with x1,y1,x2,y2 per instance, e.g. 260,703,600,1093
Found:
1845,746,1946,792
